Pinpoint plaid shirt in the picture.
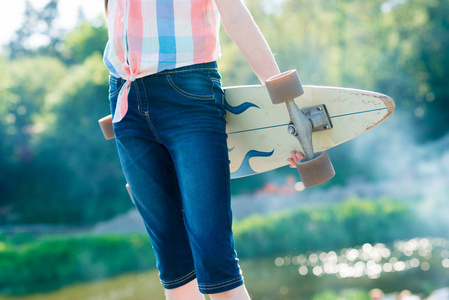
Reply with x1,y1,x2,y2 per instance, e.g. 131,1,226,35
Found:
104,0,221,123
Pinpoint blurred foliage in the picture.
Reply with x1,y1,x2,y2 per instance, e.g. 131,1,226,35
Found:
0,0,448,224
233,196,427,258
61,20,108,65
1,54,132,225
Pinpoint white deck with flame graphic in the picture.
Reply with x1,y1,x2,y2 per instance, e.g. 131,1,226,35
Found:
224,85,395,179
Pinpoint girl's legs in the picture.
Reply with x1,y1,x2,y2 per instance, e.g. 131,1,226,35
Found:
209,285,251,300
165,279,204,300
109,62,245,297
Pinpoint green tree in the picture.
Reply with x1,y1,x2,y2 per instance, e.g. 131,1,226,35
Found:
61,20,108,65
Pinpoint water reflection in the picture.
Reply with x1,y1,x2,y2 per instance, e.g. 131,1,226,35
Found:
274,237,449,280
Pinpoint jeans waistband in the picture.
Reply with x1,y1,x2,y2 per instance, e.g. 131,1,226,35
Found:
157,61,218,74
109,61,218,84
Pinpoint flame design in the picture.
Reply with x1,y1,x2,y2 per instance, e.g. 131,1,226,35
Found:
230,149,275,179
224,98,260,115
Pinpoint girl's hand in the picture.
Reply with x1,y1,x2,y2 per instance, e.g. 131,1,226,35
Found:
287,151,305,168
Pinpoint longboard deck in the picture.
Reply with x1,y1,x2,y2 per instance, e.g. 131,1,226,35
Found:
225,85,395,179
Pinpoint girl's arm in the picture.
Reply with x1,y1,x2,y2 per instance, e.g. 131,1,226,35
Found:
214,0,280,84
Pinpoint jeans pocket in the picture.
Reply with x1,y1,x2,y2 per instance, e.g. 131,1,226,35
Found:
208,70,226,113
166,72,215,101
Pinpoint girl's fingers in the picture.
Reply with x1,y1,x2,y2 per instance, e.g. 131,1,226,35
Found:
295,152,305,160
290,151,297,161
288,151,304,168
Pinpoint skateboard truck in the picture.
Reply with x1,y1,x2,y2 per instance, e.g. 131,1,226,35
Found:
288,105,332,136
265,70,335,187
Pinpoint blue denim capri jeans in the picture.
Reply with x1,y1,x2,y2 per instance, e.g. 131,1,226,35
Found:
108,61,243,294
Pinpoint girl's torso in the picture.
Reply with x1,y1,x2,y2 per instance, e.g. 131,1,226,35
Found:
103,0,222,80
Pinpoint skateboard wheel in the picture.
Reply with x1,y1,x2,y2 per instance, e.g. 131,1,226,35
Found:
98,114,115,140
265,70,304,105
126,183,135,204
296,151,335,187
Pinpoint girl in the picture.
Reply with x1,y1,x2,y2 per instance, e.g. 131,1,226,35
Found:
103,0,304,298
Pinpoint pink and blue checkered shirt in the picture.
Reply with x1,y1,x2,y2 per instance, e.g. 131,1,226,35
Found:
104,0,221,123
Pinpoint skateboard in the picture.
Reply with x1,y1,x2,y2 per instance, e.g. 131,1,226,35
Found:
99,70,395,190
